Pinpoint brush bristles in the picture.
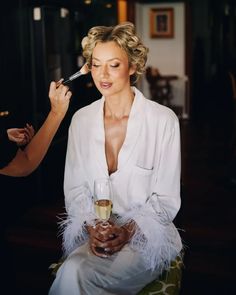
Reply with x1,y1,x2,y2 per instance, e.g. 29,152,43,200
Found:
56,63,89,87
80,63,89,75
69,64,89,81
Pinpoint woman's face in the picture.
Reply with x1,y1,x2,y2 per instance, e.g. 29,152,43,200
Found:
91,41,135,97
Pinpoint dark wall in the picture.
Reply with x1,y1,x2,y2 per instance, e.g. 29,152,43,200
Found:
2,0,236,219
0,0,117,222
190,0,236,129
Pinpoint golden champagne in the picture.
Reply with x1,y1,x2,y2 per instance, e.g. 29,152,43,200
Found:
94,199,112,221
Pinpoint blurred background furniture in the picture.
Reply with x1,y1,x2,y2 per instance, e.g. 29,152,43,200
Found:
146,66,178,107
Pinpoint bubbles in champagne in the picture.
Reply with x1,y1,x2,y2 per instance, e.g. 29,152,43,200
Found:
94,199,113,221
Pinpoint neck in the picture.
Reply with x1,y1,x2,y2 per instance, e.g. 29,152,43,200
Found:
104,90,134,120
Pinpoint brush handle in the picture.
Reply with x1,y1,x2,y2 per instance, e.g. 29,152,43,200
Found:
68,70,82,81
56,70,83,88
61,79,71,86
56,79,72,88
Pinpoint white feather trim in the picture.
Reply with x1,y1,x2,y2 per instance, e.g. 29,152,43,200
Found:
58,182,96,257
117,203,182,273
58,184,182,272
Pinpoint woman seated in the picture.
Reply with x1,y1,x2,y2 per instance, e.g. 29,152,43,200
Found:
49,22,183,295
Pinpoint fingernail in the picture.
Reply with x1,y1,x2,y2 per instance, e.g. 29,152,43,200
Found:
102,254,108,258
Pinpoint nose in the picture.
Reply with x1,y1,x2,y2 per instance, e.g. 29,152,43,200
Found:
100,65,109,79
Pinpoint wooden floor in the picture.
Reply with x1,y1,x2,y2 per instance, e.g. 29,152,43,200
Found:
2,119,236,295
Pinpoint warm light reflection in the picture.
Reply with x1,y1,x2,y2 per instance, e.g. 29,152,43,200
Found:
118,0,127,23
0,111,9,117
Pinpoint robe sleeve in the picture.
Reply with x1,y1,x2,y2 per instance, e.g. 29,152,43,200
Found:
60,116,95,256
118,112,183,272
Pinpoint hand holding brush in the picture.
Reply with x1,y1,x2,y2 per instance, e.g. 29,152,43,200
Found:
56,63,89,88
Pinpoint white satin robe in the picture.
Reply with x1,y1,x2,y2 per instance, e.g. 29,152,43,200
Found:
49,87,183,295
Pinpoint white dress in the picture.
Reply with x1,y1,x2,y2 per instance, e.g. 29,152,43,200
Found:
49,87,183,295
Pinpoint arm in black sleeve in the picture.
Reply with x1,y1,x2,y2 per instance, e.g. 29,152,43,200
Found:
0,130,18,169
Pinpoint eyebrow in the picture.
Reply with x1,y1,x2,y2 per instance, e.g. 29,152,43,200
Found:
92,57,121,62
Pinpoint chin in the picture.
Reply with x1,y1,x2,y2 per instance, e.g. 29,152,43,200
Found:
98,87,114,96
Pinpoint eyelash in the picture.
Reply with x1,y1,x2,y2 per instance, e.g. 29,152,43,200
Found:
92,64,120,68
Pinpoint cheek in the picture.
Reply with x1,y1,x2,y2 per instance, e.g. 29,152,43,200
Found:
113,69,130,80
91,68,130,81
91,70,96,79
91,71,99,84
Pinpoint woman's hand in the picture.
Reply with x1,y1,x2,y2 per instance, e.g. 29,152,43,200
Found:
7,124,35,146
48,80,72,118
87,220,135,258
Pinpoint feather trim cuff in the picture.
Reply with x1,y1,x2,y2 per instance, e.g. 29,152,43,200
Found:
59,183,95,256
117,203,182,273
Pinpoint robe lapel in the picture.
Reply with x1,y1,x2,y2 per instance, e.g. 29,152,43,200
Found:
90,88,146,176
91,97,109,177
117,87,146,171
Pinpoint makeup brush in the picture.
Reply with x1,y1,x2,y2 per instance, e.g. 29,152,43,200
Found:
56,63,89,88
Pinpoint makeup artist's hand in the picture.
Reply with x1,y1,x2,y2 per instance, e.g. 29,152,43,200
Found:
7,124,35,146
48,79,72,118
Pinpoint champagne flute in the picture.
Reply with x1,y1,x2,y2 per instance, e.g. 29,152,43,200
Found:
94,178,113,227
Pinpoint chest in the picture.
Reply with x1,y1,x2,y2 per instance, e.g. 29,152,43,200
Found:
104,117,128,174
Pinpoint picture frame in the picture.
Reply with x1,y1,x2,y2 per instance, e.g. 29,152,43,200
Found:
150,7,174,38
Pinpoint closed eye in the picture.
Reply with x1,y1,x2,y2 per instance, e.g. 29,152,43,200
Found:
110,63,120,68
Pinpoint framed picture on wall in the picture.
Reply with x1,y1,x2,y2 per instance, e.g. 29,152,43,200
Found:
150,7,174,38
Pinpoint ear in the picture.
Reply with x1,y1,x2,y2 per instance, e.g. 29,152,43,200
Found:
129,64,136,76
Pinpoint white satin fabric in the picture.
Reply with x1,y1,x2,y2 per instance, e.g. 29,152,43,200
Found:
49,87,183,294
49,244,161,295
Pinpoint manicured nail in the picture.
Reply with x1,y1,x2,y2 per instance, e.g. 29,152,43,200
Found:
102,254,108,258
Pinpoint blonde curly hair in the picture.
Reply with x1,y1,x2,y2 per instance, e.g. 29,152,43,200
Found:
81,22,149,84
